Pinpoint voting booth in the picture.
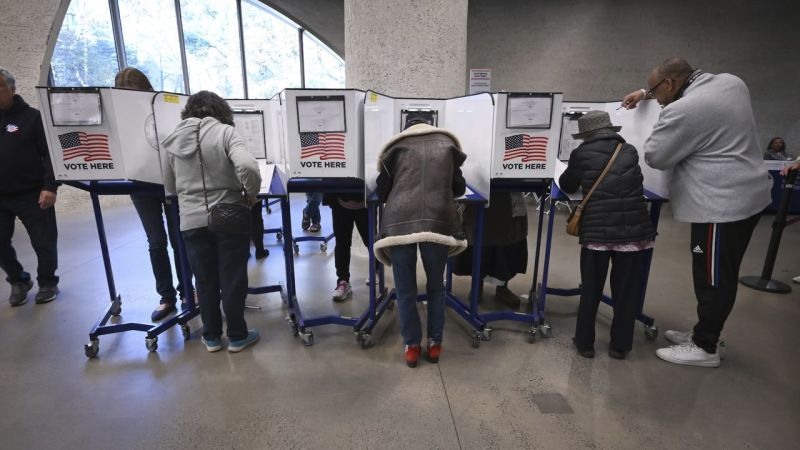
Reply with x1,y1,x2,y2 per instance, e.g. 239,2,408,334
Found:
280,89,365,179
556,99,669,198
37,87,163,184
363,91,494,203
490,92,563,180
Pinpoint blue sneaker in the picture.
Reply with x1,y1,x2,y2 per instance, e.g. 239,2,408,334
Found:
228,330,260,353
201,336,222,353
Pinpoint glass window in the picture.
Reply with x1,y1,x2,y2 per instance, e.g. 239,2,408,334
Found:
118,0,185,92
303,32,345,89
51,0,119,87
179,0,244,97
241,0,301,98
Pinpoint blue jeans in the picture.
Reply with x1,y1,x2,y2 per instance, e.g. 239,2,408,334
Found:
182,227,250,341
0,190,58,287
389,242,449,346
131,193,188,302
304,192,322,224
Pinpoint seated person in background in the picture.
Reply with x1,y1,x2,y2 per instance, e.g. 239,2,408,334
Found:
558,110,657,360
452,192,528,308
374,113,467,368
763,137,792,160
115,67,191,321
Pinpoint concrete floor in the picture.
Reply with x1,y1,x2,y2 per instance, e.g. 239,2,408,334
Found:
0,192,798,449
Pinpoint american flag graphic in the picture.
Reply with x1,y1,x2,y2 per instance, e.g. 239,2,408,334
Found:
504,134,548,162
299,132,346,160
58,132,111,162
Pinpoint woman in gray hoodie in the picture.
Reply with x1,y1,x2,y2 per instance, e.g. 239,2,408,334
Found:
161,91,262,353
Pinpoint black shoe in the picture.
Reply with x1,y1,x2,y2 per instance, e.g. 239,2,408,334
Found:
495,285,521,309
34,285,59,304
8,280,34,306
151,300,177,322
301,209,311,231
608,348,628,360
573,338,595,359
255,248,269,259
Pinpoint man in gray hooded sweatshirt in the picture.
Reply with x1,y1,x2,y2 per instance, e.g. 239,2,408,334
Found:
622,57,771,368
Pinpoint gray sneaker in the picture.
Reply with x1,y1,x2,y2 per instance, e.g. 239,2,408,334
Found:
34,286,59,304
8,280,34,306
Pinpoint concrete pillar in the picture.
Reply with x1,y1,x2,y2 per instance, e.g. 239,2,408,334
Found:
344,0,468,98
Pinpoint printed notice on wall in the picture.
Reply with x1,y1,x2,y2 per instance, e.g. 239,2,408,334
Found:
469,69,491,95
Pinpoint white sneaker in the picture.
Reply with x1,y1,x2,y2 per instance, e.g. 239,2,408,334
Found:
664,330,693,345
332,280,352,302
793,276,800,284
656,342,720,368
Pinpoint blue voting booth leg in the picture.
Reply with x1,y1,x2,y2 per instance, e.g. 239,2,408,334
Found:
76,182,200,358
442,204,489,347
246,196,288,309
476,183,552,344
354,201,390,349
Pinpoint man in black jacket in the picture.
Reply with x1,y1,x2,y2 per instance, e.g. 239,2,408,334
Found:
0,67,59,306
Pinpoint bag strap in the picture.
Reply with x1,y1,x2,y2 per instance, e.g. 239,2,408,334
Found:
196,125,211,213
195,123,249,213
575,142,623,211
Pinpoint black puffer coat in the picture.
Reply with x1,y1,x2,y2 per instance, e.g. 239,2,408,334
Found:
558,130,656,245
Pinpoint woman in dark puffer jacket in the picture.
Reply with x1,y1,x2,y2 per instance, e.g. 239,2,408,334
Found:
559,110,656,360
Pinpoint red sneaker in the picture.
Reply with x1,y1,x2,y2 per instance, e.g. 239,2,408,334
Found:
427,343,442,363
405,345,420,368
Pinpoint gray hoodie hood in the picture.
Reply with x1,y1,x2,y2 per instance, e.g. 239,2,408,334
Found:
162,117,216,159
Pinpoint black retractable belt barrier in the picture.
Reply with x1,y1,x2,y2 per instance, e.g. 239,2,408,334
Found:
740,169,797,293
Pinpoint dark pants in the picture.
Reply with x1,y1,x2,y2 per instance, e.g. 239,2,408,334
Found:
331,202,368,282
0,190,58,287
574,248,645,352
250,199,265,253
131,194,187,302
182,227,250,341
690,213,760,353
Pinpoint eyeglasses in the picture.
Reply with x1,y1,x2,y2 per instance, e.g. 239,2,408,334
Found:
645,78,667,99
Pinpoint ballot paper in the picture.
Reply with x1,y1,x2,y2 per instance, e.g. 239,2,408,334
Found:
233,111,267,159
506,95,552,128
49,92,103,126
297,97,346,133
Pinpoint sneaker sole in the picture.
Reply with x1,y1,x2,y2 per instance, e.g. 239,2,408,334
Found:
202,340,223,352
9,298,29,307
35,295,56,304
228,334,260,353
332,291,352,302
406,361,418,368
655,350,720,368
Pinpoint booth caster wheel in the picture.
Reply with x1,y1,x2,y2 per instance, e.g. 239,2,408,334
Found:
357,332,373,349
145,337,158,352
644,324,658,341
301,331,315,346
276,232,283,241
84,340,99,358
527,328,537,343
480,327,493,341
320,243,328,252
181,324,191,340
539,323,553,338
471,333,481,348
286,317,299,336
293,244,300,254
